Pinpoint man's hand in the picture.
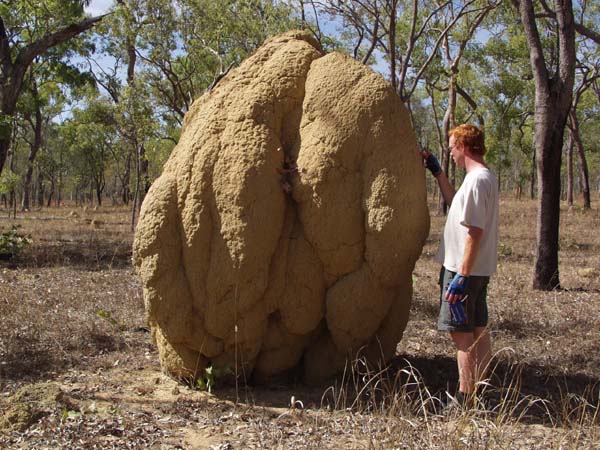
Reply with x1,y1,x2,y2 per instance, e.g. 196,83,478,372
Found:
445,273,469,304
421,150,442,177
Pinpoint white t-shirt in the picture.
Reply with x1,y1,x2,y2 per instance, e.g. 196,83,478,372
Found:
435,167,499,276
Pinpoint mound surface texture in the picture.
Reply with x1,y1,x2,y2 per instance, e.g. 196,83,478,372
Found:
133,30,430,384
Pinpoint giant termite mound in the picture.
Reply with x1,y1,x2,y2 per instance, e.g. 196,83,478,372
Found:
133,30,430,384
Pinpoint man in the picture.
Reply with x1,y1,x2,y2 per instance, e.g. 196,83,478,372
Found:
422,124,499,406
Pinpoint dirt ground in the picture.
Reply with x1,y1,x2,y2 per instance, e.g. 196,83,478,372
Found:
0,195,599,449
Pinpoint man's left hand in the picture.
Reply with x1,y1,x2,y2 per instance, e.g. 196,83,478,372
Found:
422,151,442,177
445,273,469,303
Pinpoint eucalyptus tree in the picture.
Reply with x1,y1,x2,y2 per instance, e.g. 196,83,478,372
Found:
18,51,94,210
312,0,500,215
431,0,499,215
567,58,598,209
582,83,600,190
511,0,600,290
88,0,154,220
33,118,74,207
18,74,52,211
470,8,535,194
136,0,300,125
311,1,497,107
62,96,120,206
437,1,497,154
564,2,600,209
0,0,104,175
512,0,575,290
87,0,300,222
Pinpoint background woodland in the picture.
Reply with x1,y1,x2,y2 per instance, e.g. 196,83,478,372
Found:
1,0,600,289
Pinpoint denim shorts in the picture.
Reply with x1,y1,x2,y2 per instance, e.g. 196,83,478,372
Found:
437,266,490,332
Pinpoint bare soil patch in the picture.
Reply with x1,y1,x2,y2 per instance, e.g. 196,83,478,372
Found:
1,197,599,448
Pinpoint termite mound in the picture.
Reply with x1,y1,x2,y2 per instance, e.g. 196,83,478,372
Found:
133,30,429,385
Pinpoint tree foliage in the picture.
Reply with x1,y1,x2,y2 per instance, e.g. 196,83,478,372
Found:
0,0,103,173
3,0,600,290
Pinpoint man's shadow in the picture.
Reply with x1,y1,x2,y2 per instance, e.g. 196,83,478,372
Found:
388,353,600,424
214,353,599,426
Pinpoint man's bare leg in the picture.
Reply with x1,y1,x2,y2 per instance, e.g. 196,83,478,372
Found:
450,331,475,394
473,326,491,383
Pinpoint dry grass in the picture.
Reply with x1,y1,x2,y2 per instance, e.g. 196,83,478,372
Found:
0,196,599,449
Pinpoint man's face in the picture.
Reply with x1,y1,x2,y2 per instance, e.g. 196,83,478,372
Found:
449,135,465,168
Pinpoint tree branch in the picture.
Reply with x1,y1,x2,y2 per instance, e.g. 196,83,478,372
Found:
555,0,576,98
361,3,379,64
15,15,106,71
574,22,600,45
453,5,494,72
456,83,484,126
539,0,555,15
0,16,12,75
6,14,105,110
414,1,451,42
515,0,550,96
404,1,481,101
208,61,235,92
86,58,121,104
534,0,600,45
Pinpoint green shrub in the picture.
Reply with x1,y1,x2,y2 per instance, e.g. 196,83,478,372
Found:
0,225,32,258
0,170,20,195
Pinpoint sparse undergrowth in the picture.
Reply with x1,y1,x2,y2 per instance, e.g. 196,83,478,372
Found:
0,197,599,449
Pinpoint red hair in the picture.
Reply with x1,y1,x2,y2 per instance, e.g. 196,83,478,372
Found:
449,124,486,155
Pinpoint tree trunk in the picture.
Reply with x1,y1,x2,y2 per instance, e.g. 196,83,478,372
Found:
389,0,397,90
7,150,16,218
122,152,131,205
120,18,146,228
566,131,573,207
534,122,564,290
517,0,576,290
530,146,536,199
569,111,591,209
140,144,150,196
131,144,141,230
22,155,35,211
439,73,457,215
96,184,103,206
37,168,44,207
0,101,16,176
46,179,54,207
22,81,43,211
131,142,149,229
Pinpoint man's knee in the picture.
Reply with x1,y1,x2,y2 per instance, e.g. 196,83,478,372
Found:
450,331,474,352
473,327,491,348
474,326,489,338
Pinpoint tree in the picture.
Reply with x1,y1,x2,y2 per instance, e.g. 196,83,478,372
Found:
513,0,600,289
565,15,600,209
469,13,535,195
19,76,44,211
137,0,300,123
512,0,576,290
0,0,104,175
18,52,94,210
435,0,498,212
567,62,598,209
62,96,118,206
310,0,493,106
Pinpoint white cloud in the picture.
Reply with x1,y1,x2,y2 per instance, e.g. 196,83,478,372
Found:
85,0,114,16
